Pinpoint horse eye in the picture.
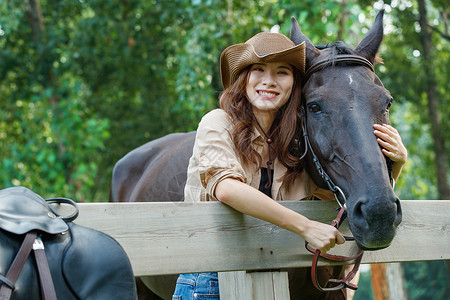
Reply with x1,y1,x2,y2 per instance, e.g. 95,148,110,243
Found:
308,104,321,113
386,99,394,112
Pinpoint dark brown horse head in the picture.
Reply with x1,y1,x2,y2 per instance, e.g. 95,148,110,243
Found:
290,10,402,250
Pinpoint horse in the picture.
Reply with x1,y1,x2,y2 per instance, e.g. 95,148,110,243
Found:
111,10,402,300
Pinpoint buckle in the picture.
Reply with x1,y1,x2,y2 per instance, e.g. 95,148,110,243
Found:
32,236,45,250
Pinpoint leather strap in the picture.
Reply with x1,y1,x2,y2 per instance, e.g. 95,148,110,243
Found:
46,197,79,222
305,207,364,292
0,233,57,300
0,231,37,300
33,236,57,300
0,276,14,290
310,247,363,291
304,54,375,81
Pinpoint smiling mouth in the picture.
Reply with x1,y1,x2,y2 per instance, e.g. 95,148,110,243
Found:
258,90,279,98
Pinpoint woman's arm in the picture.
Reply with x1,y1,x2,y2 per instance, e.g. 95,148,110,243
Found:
215,178,345,253
374,124,408,182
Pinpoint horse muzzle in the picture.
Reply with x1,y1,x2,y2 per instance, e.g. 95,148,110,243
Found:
348,193,402,250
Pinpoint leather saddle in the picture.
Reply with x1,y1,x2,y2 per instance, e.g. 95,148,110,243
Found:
0,186,137,300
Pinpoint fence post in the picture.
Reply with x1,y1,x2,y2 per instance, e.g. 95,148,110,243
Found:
219,271,290,300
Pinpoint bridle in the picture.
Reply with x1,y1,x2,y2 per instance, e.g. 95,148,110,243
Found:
303,54,374,82
299,54,393,292
300,105,364,291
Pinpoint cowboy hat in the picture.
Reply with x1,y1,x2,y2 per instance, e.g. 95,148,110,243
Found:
220,32,306,89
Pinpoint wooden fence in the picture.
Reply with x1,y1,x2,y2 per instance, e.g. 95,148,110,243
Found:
70,200,449,299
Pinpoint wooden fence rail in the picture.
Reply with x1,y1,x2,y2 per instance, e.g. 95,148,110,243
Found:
68,200,450,276
63,200,449,299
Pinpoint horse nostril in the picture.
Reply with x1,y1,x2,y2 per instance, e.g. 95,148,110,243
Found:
354,201,362,217
351,200,368,230
394,197,402,226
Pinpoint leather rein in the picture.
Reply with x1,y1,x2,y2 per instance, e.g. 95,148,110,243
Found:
299,54,391,292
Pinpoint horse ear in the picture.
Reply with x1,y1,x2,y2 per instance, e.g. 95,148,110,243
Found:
355,9,385,63
290,16,319,69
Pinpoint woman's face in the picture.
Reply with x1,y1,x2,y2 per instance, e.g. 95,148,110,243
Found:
245,62,294,117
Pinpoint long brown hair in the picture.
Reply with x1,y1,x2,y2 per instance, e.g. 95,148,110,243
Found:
219,65,303,189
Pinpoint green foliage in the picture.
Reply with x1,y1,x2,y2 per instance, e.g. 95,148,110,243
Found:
403,261,449,299
380,0,450,199
353,268,374,300
390,102,439,199
0,0,109,201
0,74,109,201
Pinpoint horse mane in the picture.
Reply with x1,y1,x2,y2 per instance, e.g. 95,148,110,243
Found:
316,42,383,64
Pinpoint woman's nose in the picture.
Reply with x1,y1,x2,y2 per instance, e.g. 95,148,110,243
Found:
262,74,276,86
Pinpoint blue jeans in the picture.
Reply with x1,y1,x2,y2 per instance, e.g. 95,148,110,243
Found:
172,272,219,299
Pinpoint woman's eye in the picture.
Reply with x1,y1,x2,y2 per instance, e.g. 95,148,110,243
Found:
308,104,321,113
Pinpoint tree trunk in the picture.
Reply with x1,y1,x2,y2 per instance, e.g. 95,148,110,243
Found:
417,0,450,201
417,0,450,286
26,0,68,176
371,264,390,300
371,263,407,300
27,0,59,104
27,0,44,43
336,0,348,41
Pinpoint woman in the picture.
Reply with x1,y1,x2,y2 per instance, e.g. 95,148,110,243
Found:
172,32,407,300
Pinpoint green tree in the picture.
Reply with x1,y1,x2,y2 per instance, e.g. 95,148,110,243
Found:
0,0,109,201
380,0,449,200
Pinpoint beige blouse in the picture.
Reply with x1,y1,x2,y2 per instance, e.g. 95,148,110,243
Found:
184,109,334,203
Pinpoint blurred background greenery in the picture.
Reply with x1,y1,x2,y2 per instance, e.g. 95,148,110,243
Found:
0,0,448,299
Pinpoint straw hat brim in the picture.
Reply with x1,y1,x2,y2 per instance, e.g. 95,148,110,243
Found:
220,41,306,89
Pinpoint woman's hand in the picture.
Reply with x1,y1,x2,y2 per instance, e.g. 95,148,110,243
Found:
302,219,346,253
374,124,407,182
374,124,407,164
